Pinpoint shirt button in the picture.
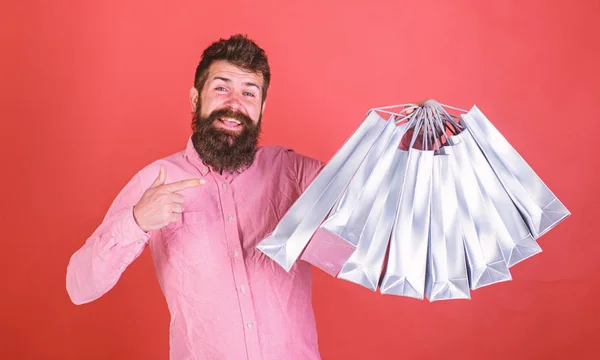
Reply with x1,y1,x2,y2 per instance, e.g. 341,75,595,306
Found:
247,322,254,329
233,250,240,257
228,215,234,222
240,285,246,294
119,265,125,270
222,183,228,189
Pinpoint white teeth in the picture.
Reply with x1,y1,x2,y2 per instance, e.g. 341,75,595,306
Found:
222,118,241,125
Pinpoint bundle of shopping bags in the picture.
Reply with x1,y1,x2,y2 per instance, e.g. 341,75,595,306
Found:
257,100,570,301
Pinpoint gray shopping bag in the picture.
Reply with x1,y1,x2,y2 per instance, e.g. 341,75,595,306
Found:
460,106,570,239
303,119,408,276
425,146,471,301
447,133,512,290
335,144,408,290
380,110,434,299
257,110,388,271
456,129,542,266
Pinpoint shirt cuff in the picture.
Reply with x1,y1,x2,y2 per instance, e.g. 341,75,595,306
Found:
116,207,152,247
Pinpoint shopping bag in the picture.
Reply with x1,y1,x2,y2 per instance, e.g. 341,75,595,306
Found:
257,110,389,271
380,111,434,299
425,146,471,301
336,147,409,290
302,119,408,276
460,106,570,239
456,129,542,267
426,101,542,266
447,133,512,290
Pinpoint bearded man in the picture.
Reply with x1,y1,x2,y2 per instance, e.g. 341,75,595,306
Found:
66,34,324,360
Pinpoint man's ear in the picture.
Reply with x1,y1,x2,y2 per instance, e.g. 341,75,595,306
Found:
189,87,199,113
261,100,267,113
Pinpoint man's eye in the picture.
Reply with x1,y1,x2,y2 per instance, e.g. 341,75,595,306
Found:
215,87,227,91
243,92,255,97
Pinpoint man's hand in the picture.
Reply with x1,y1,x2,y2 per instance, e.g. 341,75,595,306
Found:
401,99,447,150
133,165,205,232
405,99,435,116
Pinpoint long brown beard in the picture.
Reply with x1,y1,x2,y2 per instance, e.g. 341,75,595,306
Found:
191,106,261,173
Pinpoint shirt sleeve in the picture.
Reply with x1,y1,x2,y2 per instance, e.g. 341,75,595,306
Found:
66,172,151,305
290,151,325,194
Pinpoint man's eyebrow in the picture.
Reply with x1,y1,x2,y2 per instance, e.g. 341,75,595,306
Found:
212,76,261,90
212,76,231,83
242,81,260,90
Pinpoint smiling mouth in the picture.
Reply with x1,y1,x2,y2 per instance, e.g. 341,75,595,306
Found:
215,118,243,130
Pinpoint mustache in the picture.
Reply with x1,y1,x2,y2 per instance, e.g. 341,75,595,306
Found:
205,108,254,128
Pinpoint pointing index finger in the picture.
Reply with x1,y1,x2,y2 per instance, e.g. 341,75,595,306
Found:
163,178,205,192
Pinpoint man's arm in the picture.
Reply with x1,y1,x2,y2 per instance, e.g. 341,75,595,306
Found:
291,151,325,193
66,164,205,305
66,172,150,305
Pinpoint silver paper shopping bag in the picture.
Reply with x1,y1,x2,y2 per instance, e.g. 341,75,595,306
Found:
447,135,512,290
380,114,434,299
303,120,407,276
427,100,540,266
257,110,388,271
425,147,471,301
461,106,570,239
457,130,542,267
336,148,409,290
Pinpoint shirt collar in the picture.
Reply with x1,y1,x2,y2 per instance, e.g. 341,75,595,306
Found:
185,137,210,176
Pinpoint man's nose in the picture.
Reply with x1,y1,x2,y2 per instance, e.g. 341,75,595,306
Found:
224,93,243,111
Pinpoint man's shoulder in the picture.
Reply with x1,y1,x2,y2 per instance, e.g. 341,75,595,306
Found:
256,145,322,165
256,145,293,156
134,149,192,187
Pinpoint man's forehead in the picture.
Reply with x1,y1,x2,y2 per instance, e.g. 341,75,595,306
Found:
207,61,263,86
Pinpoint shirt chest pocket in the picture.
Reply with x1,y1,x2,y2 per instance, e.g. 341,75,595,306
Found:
161,211,210,267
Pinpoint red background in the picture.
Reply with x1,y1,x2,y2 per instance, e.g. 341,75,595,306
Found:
2,0,599,359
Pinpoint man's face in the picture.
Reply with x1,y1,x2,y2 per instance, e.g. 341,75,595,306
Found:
197,60,264,131
190,60,266,173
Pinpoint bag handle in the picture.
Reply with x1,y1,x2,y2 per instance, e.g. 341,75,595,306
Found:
369,100,468,150
407,107,428,150
426,100,465,133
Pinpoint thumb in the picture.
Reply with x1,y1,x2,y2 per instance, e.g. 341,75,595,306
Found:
150,165,167,188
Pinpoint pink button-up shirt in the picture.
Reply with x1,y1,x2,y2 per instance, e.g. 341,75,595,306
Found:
66,138,324,360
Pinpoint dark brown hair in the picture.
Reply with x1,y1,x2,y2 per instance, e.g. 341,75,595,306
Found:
193,34,271,102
